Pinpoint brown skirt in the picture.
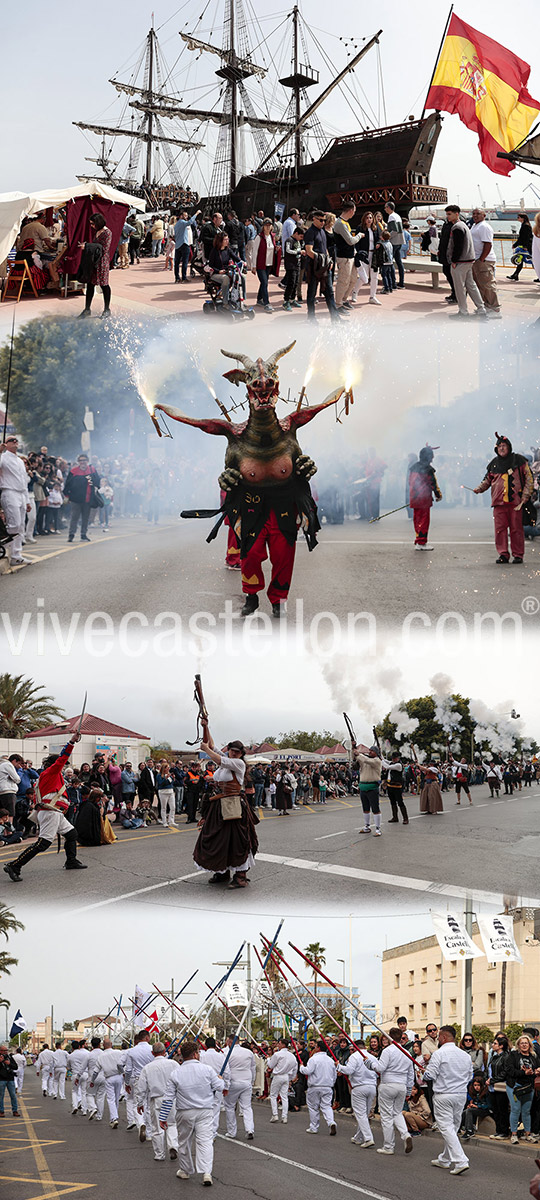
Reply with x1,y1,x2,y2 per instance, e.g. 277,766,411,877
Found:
193,794,259,873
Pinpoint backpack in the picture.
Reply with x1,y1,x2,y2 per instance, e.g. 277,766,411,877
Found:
421,230,431,252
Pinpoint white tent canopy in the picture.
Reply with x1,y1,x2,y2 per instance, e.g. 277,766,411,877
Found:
0,180,145,268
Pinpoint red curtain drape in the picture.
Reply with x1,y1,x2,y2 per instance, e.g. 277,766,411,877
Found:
63,197,129,275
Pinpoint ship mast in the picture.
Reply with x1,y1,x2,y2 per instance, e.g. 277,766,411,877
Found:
146,21,155,182
278,5,319,176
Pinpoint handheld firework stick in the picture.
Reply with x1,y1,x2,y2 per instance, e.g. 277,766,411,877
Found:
260,937,338,1063
219,920,283,1077
253,946,303,1065
167,942,246,1058
261,938,367,1061
369,503,409,524
186,673,210,746
289,942,422,1071
461,485,477,492
206,983,270,1058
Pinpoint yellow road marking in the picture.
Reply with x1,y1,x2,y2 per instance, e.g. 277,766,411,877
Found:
12,1096,94,1200
1,523,177,572
0,1140,64,1156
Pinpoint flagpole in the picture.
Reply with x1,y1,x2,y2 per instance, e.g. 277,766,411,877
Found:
219,920,283,1078
206,982,270,1057
1,310,16,445
289,941,420,1068
252,948,303,1066
259,939,338,1062
167,942,246,1058
260,940,361,1060
421,4,454,119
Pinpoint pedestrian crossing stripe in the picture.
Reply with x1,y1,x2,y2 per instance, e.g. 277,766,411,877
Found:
0,1175,95,1200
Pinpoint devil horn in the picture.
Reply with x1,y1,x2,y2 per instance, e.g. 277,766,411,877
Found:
220,349,255,369
263,341,296,372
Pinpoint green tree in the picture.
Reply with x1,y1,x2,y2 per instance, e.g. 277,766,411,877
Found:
273,731,338,752
378,693,516,760
472,1024,498,1045
0,673,64,736
0,317,145,455
0,903,25,1011
504,1022,525,1045
304,943,326,1001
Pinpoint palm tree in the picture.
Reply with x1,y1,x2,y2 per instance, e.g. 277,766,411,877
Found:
304,942,326,1002
0,673,64,737
0,904,25,1015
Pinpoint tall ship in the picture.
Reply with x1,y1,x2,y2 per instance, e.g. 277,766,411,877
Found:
74,2,448,217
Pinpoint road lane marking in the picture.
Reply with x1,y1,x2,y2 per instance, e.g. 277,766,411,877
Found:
216,1136,393,1199
76,870,202,911
255,853,539,907
315,831,348,840
1,524,177,571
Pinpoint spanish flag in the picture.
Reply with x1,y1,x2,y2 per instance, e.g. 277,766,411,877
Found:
426,12,540,175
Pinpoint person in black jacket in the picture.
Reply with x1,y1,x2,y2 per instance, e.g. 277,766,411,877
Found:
0,1045,20,1116
489,1035,510,1138
64,454,101,543
282,226,305,310
508,213,533,281
437,219,457,303
504,1035,539,1144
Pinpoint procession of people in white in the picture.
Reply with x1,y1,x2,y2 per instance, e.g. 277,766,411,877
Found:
21,1024,481,1185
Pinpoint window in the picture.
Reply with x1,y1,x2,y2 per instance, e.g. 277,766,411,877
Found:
449,998,457,1016
394,974,400,989
435,1000,441,1017
421,1003,427,1019
409,970,414,986
488,993,496,1012
487,962,497,971
449,961,457,978
435,964,441,981
421,967,427,984
408,1005,414,1020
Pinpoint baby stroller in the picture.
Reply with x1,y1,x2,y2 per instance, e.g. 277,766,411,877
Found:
197,261,255,320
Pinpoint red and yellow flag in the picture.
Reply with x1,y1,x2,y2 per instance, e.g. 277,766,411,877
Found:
426,12,540,175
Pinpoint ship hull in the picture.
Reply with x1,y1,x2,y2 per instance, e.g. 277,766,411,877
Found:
211,113,448,218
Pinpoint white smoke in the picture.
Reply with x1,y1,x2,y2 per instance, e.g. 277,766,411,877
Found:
468,697,522,755
388,706,419,738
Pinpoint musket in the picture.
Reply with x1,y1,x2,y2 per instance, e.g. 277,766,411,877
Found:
372,724,382,756
186,673,210,746
343,712,357,750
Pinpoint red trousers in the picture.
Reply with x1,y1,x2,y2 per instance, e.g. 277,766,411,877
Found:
225,523,240,567
413,507,431,544
493,504,524,559
241,510,296,603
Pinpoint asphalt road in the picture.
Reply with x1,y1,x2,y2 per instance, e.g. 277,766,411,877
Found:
3,783,539,912
2,510,539,637
4,1074,533,1200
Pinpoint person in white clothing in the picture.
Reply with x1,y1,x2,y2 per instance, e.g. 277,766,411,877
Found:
159,1040,223,1187
67,1041,90,1114
300,1041,337,1135
224,1038,256,1139
124,1031,154,1140
266,1038,297,1124
337,1042,379,1147
35,1045,55,1097
0,436,31,567
423,1025,474,1176
199,1038,230,1137
136,1042,179,1161
13,1051,26,1094
368,1027,414,1155
91,1039,124,1127
86,1038,106,1121
52,1042,68,1099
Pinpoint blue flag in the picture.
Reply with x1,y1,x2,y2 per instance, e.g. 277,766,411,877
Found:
9,1009,27,1039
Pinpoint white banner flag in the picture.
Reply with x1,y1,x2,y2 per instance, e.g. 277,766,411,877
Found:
432,912,484,961
133,985,152,1026
477,914,523,963
223,979,248,1007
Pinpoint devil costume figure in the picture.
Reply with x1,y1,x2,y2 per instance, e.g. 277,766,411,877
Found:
4,737,87,882
474,433,534,564
154,342,343,616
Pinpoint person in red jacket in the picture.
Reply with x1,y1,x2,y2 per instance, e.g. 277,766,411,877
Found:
4,734,87,882
474,433,534,564
408,445,442,551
